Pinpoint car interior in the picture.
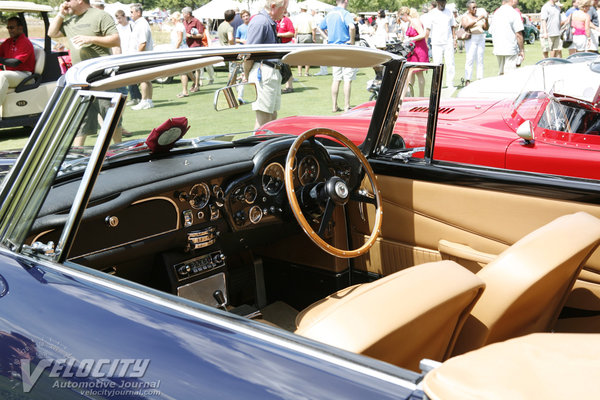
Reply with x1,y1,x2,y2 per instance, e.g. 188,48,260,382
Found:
14,47,600,376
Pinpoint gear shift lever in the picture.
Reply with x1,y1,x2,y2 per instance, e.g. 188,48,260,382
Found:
213,290,227,310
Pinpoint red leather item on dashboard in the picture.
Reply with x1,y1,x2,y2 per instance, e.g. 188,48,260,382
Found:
145,117,190,153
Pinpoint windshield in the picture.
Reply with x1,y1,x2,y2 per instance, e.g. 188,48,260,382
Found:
44,61,387,179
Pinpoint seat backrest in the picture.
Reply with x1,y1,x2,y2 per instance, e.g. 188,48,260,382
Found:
33,45,45,75
452,212,600,356
295,260,485,371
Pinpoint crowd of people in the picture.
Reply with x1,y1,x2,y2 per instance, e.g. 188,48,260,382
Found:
2,0,599,135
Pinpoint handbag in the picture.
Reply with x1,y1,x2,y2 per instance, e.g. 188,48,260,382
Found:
561,16,573,48
456,27,471,41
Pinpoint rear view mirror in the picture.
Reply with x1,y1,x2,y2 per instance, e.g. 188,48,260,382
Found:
214,83,257,111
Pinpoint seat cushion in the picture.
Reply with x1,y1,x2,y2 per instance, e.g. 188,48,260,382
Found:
295,260,485,370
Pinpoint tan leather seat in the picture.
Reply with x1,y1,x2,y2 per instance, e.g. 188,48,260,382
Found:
295,260,485,371
452,212,600,356
424,333,600,400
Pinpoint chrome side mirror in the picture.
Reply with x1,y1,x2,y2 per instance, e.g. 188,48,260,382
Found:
214,83,257,111
517,120,535,144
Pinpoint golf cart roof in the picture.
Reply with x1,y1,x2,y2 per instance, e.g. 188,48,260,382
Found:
0,1,52,13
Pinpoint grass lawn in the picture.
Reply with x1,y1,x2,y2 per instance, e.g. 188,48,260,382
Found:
0,32,545,150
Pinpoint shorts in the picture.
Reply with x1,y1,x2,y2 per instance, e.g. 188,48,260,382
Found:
570,34,588,51
332,66,357,82
587,30,599,51
79,90,123,136
297,33,313,44
541,36,561,52
249,62,281,114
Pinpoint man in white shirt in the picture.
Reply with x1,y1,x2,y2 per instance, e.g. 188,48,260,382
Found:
426,0,456,89
130,3,154,110
490,0,524,75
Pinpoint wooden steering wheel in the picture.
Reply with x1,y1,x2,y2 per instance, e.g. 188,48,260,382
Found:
284,128,383,258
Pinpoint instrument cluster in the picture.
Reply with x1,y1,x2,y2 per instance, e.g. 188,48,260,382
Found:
175,182,225,227
226,152,325,230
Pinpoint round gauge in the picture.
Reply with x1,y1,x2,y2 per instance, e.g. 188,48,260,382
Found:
249,205,263,224
262,162,285,196
244,185,258,204
213,185,224,199
298,155,320,185
189,183,210,209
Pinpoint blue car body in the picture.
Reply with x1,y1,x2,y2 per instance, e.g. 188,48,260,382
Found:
0,248,422,399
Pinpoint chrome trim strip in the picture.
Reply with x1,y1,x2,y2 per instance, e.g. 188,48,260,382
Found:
132,196,181,229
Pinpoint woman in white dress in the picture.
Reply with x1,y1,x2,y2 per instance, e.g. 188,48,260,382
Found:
169,11,187,49
374,9,389,49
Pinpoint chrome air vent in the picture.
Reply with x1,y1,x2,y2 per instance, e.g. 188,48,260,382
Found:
409,106,456,114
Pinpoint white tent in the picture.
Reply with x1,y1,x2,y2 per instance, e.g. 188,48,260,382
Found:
297,0,334,12
193,0,243,20
104,1,130,18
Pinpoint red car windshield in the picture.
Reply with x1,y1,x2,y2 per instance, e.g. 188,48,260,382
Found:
512,91,548,121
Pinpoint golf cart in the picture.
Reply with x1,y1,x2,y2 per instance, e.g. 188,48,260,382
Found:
0,1,66,129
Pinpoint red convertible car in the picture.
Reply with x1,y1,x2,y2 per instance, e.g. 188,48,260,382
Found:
262,74,600,181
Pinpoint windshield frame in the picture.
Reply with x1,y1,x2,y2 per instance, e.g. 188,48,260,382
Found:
0,87,124,257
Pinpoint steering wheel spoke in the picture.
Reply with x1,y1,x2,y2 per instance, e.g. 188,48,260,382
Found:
285,128,383,258
317,198,336,237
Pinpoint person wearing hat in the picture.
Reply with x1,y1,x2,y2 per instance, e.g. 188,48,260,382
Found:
295,5,316,76
91,0,105,10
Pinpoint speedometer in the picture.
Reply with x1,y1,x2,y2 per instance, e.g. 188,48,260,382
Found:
298,155,320,185
262,162,285,196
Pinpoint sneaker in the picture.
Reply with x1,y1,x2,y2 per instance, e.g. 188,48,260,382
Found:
126,98,140,106
131,100,153,110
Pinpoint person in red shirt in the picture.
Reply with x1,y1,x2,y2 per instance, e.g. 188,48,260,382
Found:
180,6,214,95
277,12,295,93
0,17,35,106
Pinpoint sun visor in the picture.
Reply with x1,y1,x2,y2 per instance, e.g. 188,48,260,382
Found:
91,57,224,91
282,47,392,68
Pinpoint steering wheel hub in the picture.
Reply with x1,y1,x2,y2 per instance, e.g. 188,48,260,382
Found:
327,177,349,205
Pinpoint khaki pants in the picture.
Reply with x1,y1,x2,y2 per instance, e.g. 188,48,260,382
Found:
0,70,31,105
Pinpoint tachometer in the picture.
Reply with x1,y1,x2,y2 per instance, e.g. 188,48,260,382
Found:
298,155,320,185
189,183,210,209
262,162,285,196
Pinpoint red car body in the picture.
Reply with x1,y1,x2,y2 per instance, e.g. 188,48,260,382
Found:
262,93,600,180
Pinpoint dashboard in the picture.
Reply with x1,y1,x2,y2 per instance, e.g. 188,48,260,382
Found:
28,137,359,302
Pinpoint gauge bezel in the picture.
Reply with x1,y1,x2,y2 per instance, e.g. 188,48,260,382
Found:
262,162,285,196
249,205,263,224
244,185,258,204
189,182,211,209
298,155,320,186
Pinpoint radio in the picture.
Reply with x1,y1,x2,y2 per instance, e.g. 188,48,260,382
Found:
173,251,226,282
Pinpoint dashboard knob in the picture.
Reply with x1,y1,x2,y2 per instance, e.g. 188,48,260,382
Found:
177,264,191,276
212,253,226,263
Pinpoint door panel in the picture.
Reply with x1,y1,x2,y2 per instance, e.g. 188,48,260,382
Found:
350,174,600,312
